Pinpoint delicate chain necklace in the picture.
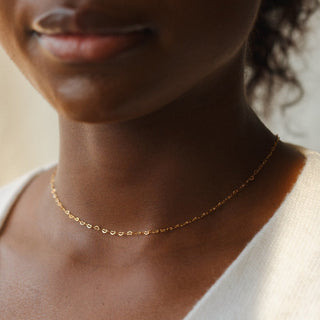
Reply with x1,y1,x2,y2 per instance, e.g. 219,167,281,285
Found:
50,135,280,237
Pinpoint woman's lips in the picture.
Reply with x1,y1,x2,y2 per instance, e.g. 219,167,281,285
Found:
36,31,149,63
31,7,155,63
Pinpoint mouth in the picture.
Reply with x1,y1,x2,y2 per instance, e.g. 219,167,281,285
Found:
31,7,156,63
33,30,153,63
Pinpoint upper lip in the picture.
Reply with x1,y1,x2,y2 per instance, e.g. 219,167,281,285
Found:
31,7,153,36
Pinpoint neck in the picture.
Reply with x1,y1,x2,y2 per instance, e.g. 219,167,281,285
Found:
53,51,274,235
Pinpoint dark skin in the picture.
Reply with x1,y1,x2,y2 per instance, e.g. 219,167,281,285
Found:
0,0,306,319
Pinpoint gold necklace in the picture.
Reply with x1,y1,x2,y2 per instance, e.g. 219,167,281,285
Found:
50,135,280,237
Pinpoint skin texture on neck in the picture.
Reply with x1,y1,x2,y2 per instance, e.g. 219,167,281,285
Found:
23,46,282,260
0,0,305,260
54,48,270,228
1,0,286,258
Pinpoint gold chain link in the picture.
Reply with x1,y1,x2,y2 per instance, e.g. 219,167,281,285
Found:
50,135,280,237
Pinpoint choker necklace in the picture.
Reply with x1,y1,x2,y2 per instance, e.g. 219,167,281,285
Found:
50,135,280,237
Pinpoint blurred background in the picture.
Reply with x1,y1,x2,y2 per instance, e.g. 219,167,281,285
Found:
0,13,319,187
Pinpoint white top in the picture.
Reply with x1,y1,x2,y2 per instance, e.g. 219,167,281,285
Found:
1,150,320,320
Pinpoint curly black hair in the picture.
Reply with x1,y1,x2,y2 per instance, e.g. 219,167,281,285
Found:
246,0,319,116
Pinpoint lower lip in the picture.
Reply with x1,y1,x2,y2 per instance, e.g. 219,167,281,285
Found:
37,31,149,63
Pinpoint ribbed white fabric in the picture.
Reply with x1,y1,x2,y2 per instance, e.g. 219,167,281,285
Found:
0,150,319,319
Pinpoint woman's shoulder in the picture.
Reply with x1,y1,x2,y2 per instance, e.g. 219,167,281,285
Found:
296,147,320,186
273,146,320,238
287,144,320,179
0,164,53,195
299,146,320,161
285,146,320,206
0,163,56,230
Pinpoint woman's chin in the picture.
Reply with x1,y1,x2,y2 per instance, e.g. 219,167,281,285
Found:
54,97,156,124
49,80,134,124
55,103,134,124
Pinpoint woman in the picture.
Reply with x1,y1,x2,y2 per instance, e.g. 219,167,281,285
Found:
0,0,319,319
